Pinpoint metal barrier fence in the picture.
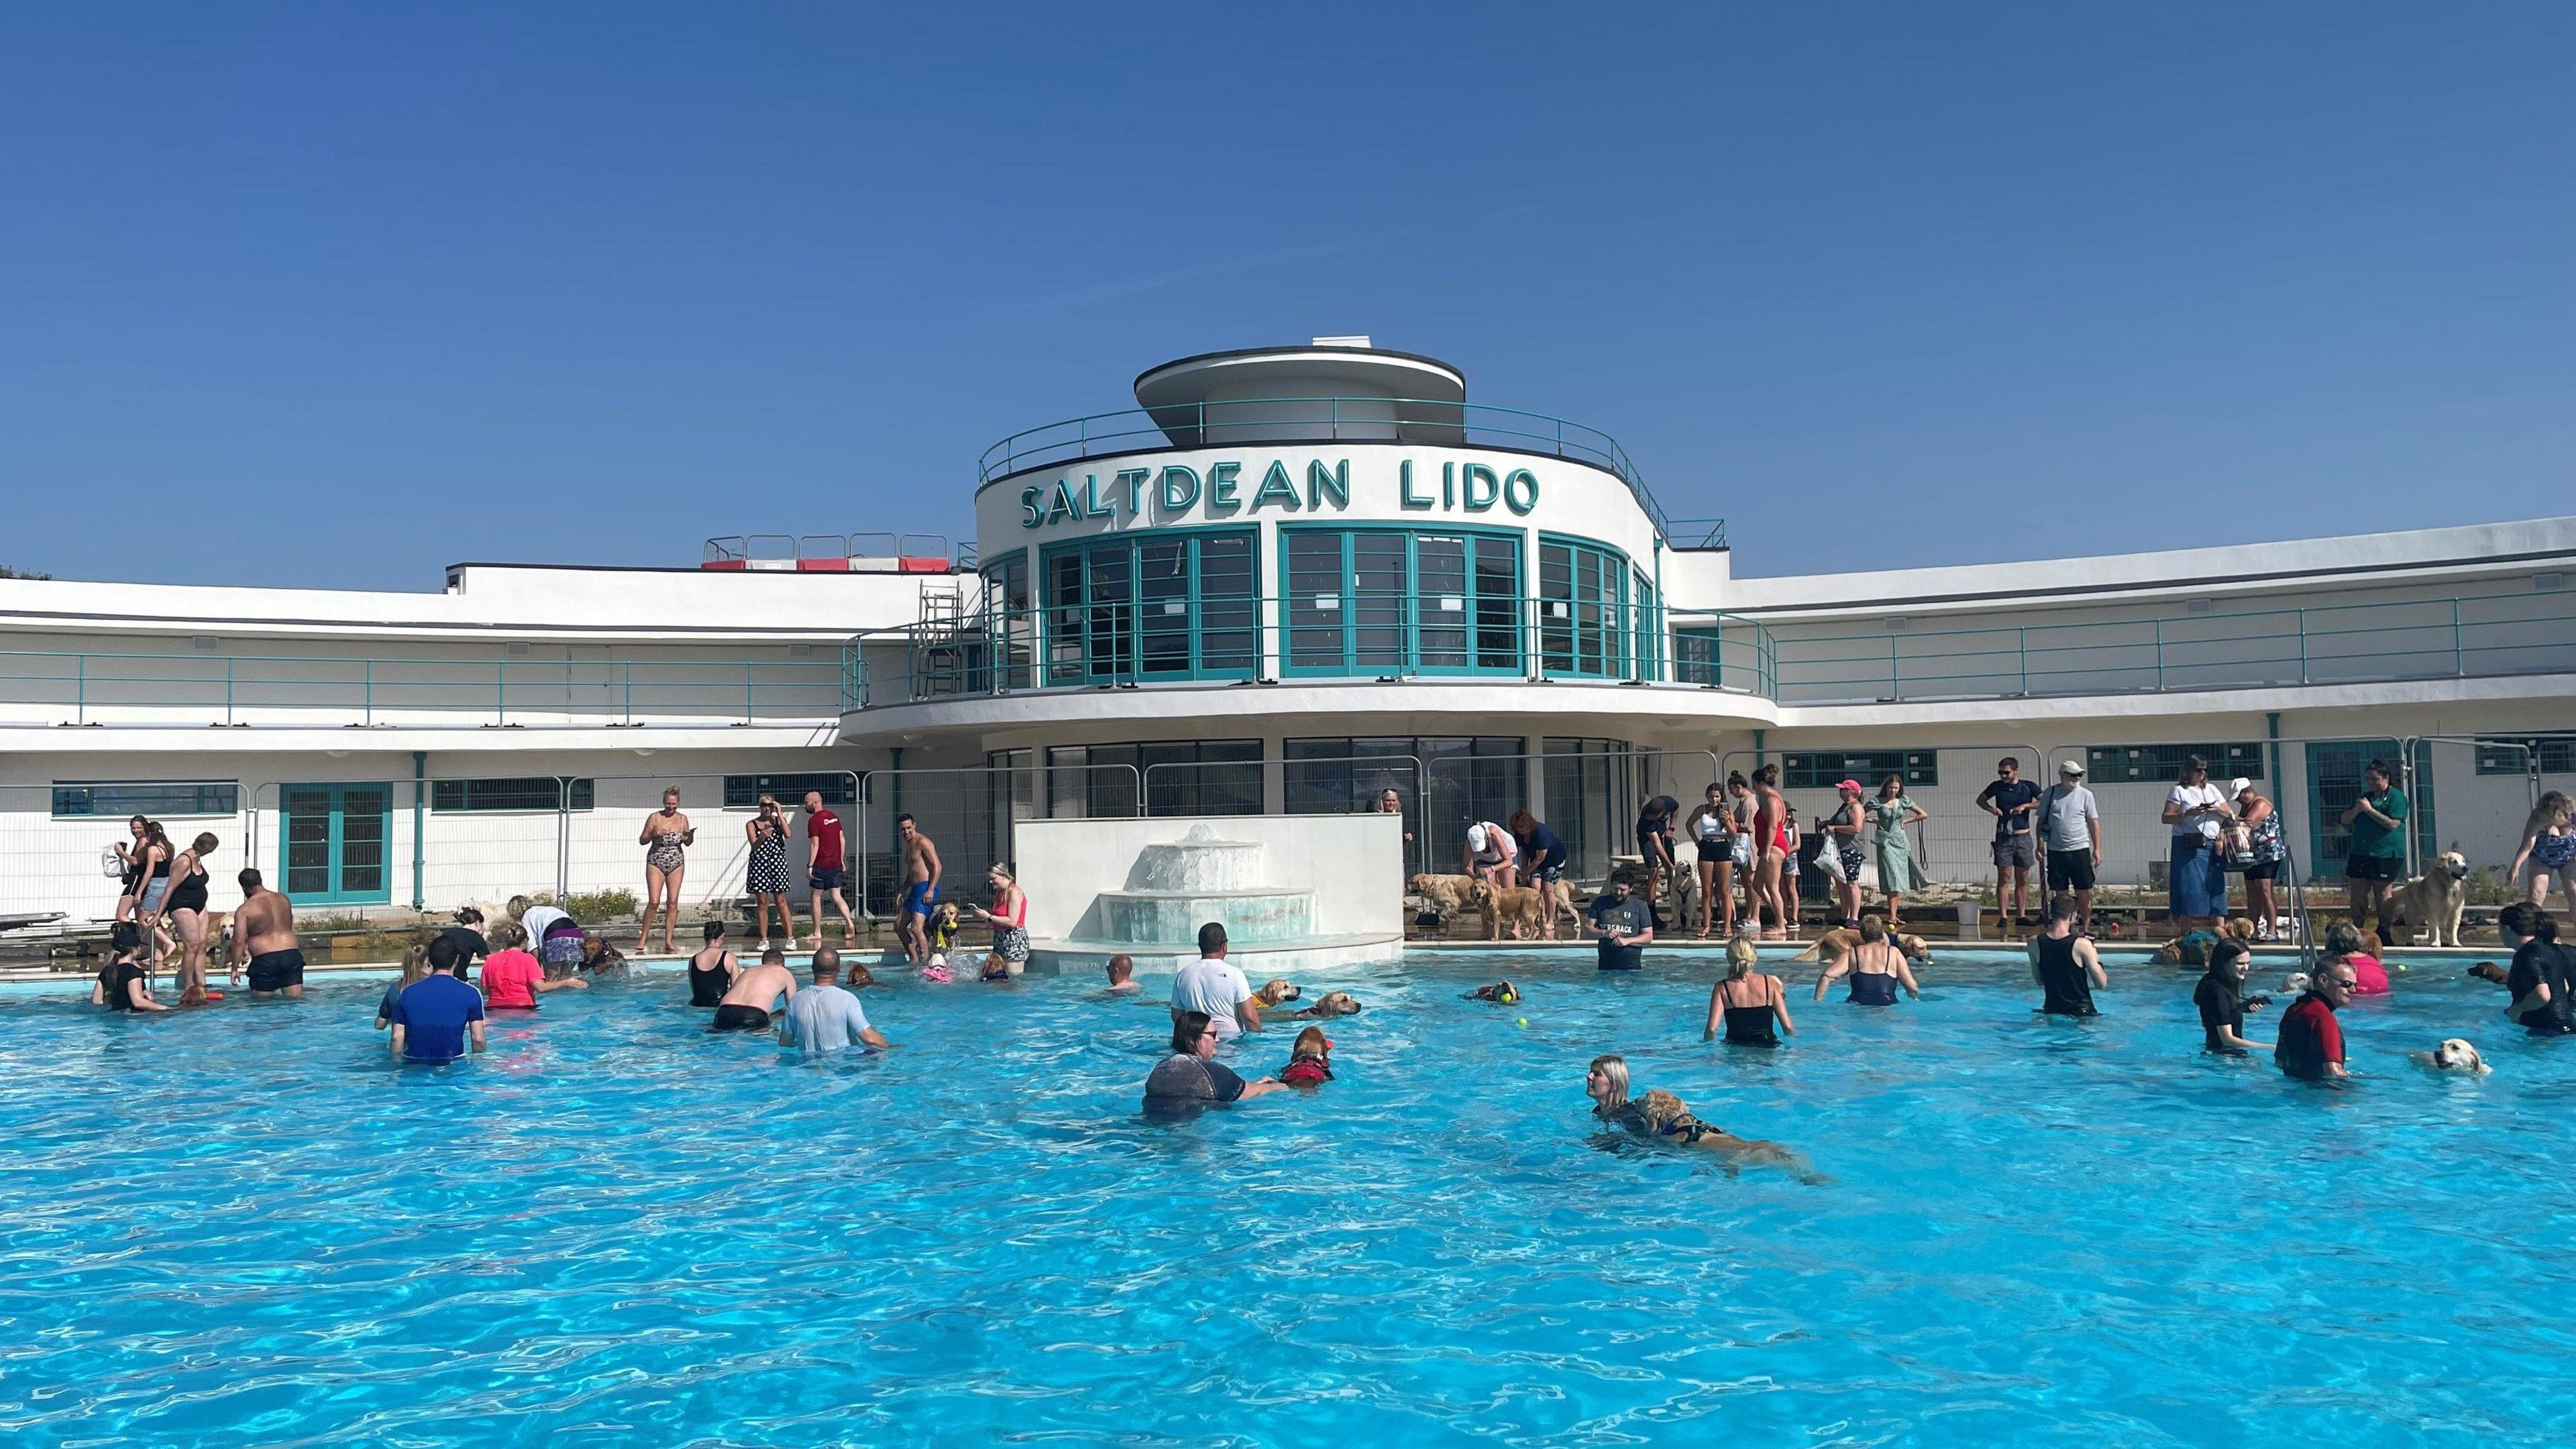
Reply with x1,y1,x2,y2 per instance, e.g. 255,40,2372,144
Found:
0,649,845,728
1721,744,2049,895
848,763,1146,920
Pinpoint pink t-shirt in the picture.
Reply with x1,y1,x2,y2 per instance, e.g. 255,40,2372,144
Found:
482,949,544,1009
2348,953,2390,996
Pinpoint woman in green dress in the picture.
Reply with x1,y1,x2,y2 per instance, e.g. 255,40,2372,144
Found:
1868,775,1929,922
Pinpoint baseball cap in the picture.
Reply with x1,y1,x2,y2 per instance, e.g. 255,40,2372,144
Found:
1466,823,1488,851
2060,759,2085,776
1836,779,1862,794
2229,777,2253,795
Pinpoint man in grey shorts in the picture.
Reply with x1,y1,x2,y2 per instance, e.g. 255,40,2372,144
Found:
1976,756,2045,931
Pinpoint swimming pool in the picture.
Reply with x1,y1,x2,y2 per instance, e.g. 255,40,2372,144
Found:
2,949,2568,1446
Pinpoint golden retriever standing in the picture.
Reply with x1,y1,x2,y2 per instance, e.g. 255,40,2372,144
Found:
1409,873,1481,920
2388,851,2471,947
1471,879,1549,941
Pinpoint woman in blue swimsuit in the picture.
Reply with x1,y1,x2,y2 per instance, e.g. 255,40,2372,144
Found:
2510,792,2576,912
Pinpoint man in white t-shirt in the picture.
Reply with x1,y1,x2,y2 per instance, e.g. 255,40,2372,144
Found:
1169,922,1260,1039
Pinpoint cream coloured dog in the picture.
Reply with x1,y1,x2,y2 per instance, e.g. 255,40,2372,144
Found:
2412,1038,2489,1074
2389,851,2471,947
1408,873,1481,919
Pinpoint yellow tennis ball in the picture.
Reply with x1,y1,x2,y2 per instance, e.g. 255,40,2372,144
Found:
1516,1017,1528,1027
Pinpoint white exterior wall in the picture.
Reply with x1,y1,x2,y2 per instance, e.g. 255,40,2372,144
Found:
1011,813,1405,943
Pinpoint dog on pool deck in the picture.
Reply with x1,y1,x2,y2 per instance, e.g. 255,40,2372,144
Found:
1792,926,1933,966
2411,1038,2490,1075
2387,851,2473,948
1409,873,1481,920
1470,879,1552,941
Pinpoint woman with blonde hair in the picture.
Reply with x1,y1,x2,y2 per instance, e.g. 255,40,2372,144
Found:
1812,914,1921,1005
968,862,1031,980
1705,938,1796,1046
743,796,792,950
1583,1054,1633,1122
637,785,696,956
375,942,432,1030
1869,775,1928,921
2507,790,2576,911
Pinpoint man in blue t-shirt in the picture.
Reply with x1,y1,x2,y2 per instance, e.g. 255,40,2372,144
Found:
1976,757,2046,930
1511,811,1571,940
390,935,488,1065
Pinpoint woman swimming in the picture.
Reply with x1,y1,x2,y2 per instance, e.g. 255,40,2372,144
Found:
1583,1056,1821,1179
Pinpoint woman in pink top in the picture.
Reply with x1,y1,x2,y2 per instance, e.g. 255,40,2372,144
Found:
479,922,586,1009
971,863,1032,981
2322,920,2390,996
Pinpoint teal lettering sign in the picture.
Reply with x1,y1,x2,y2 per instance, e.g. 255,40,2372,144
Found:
1021,457,1537,528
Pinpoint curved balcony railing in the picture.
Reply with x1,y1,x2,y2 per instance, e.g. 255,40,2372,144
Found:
841,600,1774,708
841,584,2576,712
977,396,1670,538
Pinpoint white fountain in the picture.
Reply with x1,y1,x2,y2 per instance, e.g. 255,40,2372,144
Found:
1026,822,1404,976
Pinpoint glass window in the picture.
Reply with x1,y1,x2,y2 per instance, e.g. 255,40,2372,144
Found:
2475,736,2576,774
2084,743,2265,782
1540,738,1638,880
983,551,1032,689
52,781,239,818
431,777,596,812
1285,735,1527,877
1044,531,1257,684
723,772,857,808
1540,538,1631,678
1049,740,1260,818
1281,529,1523,676
1783,751,1937,789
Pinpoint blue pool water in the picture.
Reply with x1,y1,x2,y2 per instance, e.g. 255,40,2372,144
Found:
3,949,2571,1446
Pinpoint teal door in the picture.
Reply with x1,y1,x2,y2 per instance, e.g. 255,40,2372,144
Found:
2306,741,2434,880
281,783,392,905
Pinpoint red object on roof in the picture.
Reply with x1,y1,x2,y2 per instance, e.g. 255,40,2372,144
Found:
898,557,949,573
700,559,747,571
796,557,853,572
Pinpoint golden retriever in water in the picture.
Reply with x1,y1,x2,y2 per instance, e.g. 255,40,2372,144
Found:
1470,880,1548,941
1791,926,1933,965
2389,851,2471,947
1251,978,1302,1008
1289,991,1362,1018
2411,1038,2489,1074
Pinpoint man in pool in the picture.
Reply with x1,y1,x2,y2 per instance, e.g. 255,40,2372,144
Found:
1105,955,1140,993
713,946,797,1032
389,935,486,1065
778,948,889,1055
893,812,943,969
231,867,304,998
1588,879,1654,971
2276,960,2357,1079
1144,1010,1285,1108
2030,893,2106,1016
1173,923,1260,1038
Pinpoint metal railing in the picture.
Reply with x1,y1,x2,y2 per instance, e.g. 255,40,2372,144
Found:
976,395,1673,538
702,533,968,568
1763,586,2576,704
0,650,846,728
845,598,1780,708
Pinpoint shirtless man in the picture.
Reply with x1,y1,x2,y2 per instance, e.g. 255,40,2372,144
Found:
232,867,305,998
712,946,798,1032
1104,954,1140,993
895,813,943,968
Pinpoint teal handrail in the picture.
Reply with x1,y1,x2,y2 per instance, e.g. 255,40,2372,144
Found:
977,394,1672,539
0,651,845,727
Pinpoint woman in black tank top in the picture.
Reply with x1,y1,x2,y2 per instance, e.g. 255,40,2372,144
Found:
687,924,739,1008
1705,941,1796,1045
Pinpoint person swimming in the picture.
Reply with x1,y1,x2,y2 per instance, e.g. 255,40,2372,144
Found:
1279,1025,1334,1086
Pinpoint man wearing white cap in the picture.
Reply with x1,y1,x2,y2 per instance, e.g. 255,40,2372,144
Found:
1463,820,1519,892
2039,759,2103,930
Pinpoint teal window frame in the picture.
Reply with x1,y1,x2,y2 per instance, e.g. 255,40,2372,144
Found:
1277,525,1525,678
722,772,855,808
430,777,595,813
2475,735,2576,774
1784,751,1938,789
52,780,238,818
1538,534,1633,679
982,549,1034,690
278,782,393,906
2085,743,2265,783
1040,527,1260,686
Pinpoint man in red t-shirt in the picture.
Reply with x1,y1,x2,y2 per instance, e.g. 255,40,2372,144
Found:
2275,961,2355,1080
803,792,855,950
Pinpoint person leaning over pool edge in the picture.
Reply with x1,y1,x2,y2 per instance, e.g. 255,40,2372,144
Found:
1589,878,1654,970
1144,1011,1285,1106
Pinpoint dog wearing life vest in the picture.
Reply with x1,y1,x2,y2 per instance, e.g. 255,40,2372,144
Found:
1251,978,1302,1008
2388,851,2472,948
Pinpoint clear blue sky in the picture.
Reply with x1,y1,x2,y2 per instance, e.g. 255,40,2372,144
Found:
3,4,2569,588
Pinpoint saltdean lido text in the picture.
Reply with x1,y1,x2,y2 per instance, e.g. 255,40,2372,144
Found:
1019,458,1541,529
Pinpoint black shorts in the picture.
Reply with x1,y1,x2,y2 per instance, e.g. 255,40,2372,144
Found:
2242,860,2282,881
2345,856,2399,882
710,1004,772,1032
1597,943,1643,971
247,949,305,992
2045,849,2096,892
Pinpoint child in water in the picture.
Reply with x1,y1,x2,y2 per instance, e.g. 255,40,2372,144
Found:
1280,1025,1334,1086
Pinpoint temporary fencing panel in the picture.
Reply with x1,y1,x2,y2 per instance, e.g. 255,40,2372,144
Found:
851,761,1144,918
1723,744,2045,892
0,783,260,923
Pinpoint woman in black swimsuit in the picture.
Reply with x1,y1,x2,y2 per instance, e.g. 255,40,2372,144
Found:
150,833,218,1004
1705,936,1796,1045
686,920,738,1006
1811,914,1921,1005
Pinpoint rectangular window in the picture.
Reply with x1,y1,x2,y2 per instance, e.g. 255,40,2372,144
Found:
983,551,1032,690
2475,736,2576,774
2084,743,2265,782
1047,740,1261,818
722,772,856,808
1043,529,1258,684
1539,537,1631,678
430,777,595,812
1540,737,1638,881
1782,751,1938,790
1281,528,1523,676
52,781,239,818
